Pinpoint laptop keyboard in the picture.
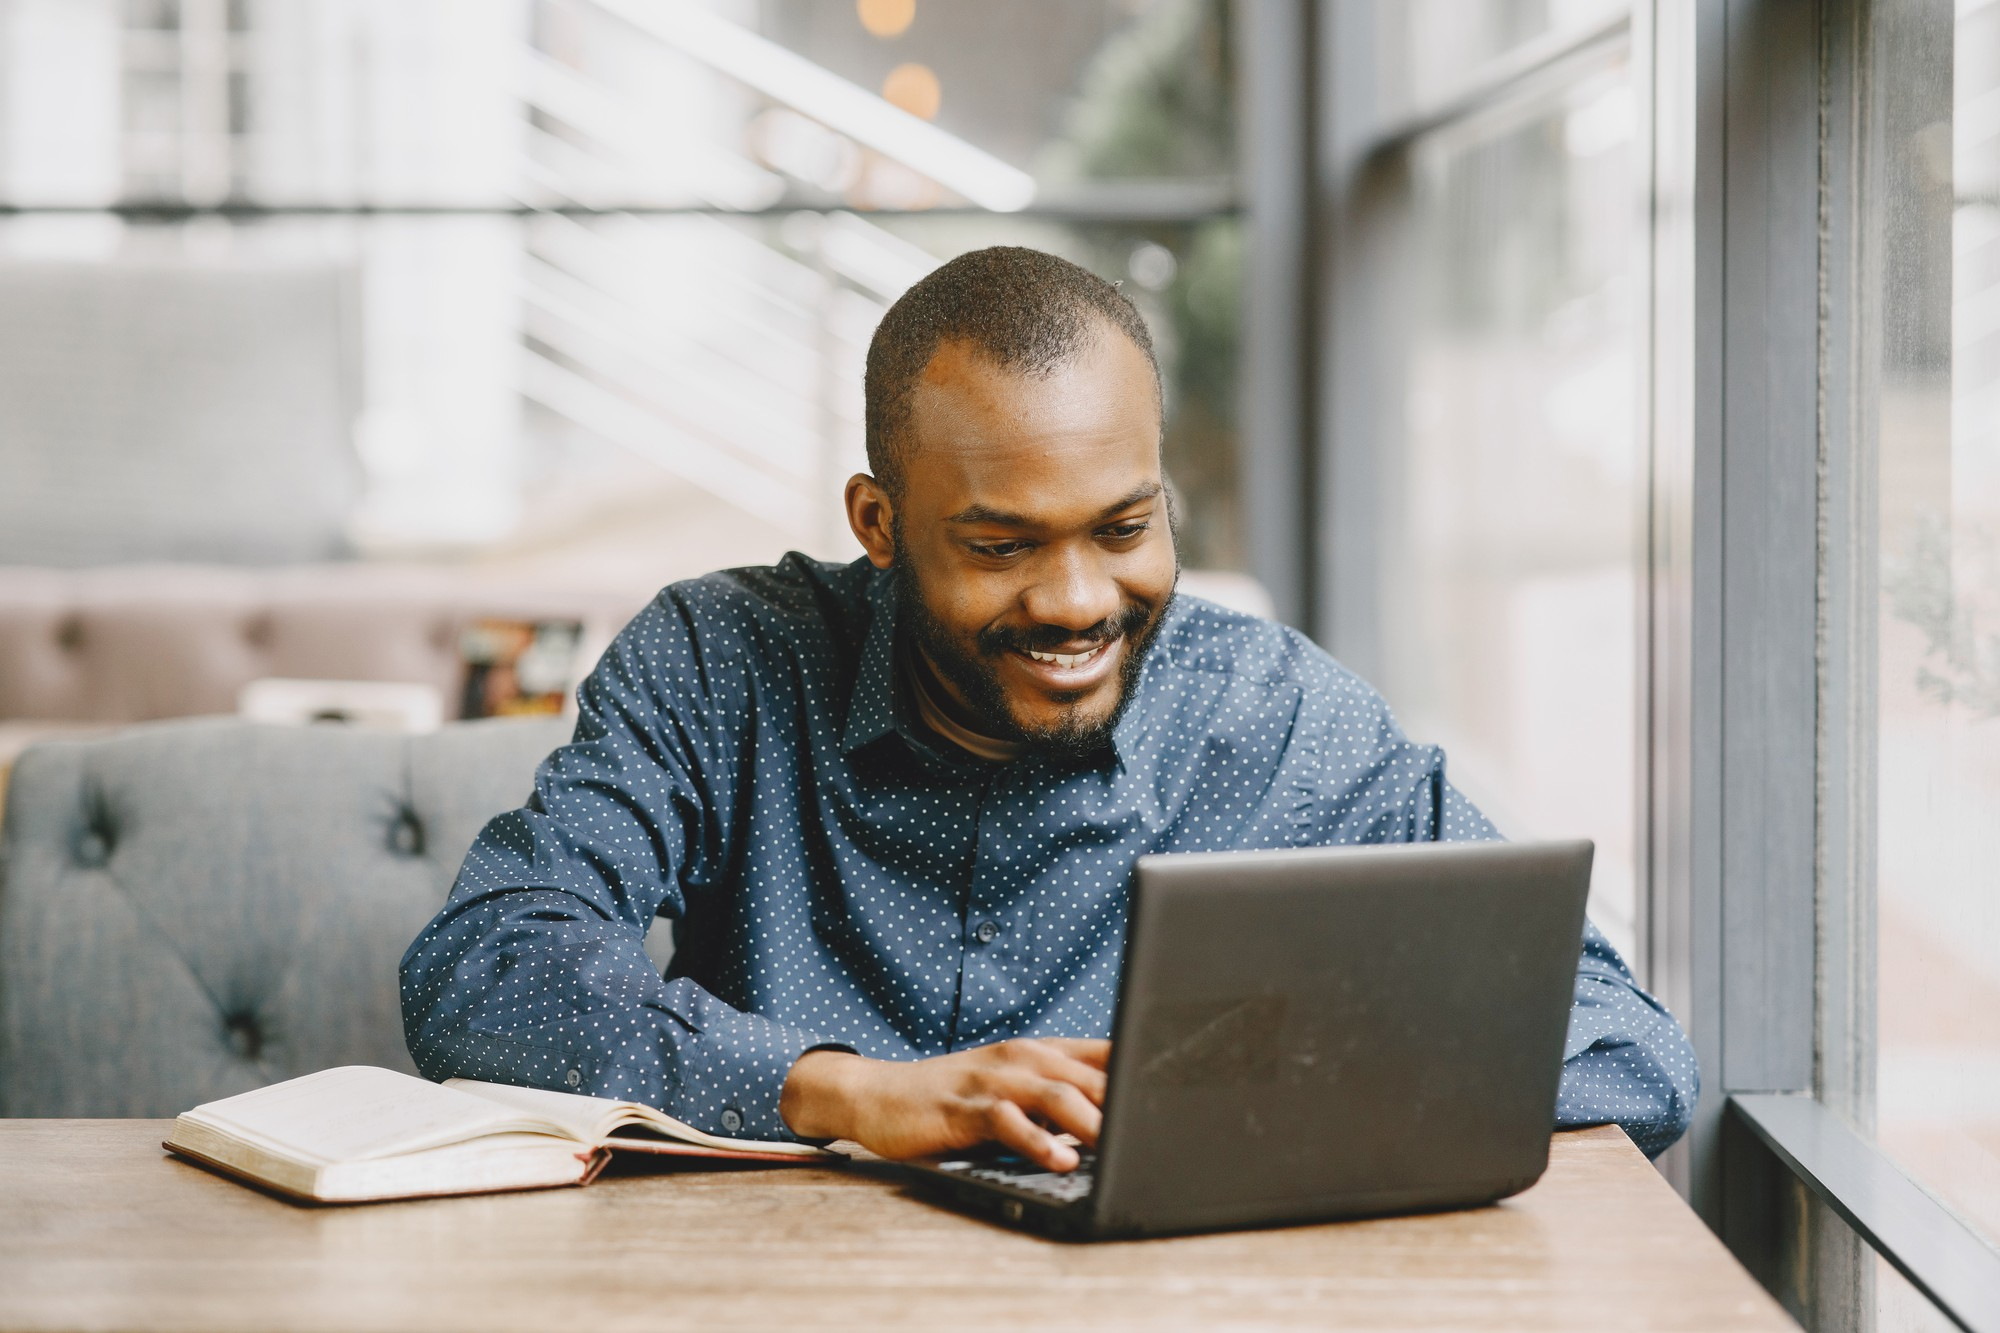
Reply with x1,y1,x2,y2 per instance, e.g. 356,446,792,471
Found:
935,1149,1097,1205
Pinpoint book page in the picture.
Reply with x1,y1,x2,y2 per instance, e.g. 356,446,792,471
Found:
446,1079,825,1156
442,1079,627,1143
180,1066,567,1165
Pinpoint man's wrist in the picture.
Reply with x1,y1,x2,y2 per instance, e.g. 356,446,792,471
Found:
779,1048,866,1140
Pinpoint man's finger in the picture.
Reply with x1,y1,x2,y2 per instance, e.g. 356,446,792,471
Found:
1002,1072,1103,1148
986,1097,1080,1172
1006,1041,1109,1104
1038,1038,1111,1069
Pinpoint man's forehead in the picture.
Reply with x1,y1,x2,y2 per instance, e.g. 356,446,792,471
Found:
907,409,1162,528
902,332,1161,514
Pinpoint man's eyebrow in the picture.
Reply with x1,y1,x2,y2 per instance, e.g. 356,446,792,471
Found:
944,482,1163,527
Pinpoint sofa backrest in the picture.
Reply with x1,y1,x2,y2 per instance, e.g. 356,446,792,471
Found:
0,716,571,1117
0,565,643,724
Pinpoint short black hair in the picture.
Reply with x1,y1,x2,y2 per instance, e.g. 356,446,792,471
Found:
863,246,1160,495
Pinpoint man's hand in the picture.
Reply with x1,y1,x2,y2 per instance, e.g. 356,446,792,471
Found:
779,1039,1110,1171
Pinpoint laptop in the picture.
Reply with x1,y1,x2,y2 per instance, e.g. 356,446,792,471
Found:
897,838,1593,1240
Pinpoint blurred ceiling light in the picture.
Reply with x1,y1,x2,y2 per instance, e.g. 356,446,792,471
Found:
857,0,916,39
589,0,1035,211
881,63,941,120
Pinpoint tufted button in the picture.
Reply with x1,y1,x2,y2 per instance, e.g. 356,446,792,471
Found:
223,1012,264,1061
241,614,273,650
55,616,84,652
73,829,110,866
74,784,119,867
73,788,116,866
387,809,425,857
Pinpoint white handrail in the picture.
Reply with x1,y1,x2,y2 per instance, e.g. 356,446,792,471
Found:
586,0,1037,212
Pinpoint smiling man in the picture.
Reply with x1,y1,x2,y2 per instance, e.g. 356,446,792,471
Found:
400,247,1698,1168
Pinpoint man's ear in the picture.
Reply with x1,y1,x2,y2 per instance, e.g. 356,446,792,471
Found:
845,473,896,570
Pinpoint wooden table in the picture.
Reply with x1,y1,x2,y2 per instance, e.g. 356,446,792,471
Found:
0,1121,1791,1332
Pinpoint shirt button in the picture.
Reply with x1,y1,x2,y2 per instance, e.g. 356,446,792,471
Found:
720,1108,744,1132
974,920,1001,944
565,1068,582,1088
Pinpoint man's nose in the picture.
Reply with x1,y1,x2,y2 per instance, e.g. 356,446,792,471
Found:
1020,547,1122,635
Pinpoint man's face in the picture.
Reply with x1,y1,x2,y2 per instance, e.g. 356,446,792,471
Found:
849,326,1178,756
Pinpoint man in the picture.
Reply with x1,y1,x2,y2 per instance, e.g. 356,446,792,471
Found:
401,247,1698,1172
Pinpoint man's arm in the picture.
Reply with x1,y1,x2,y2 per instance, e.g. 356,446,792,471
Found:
1432,773,1698,1155
1295,663,1700,1157
1435,776,1698,1156
1557,920,1699,1156
398,597,835,1141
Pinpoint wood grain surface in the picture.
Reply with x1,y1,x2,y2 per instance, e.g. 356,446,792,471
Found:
0,1120,1792,1332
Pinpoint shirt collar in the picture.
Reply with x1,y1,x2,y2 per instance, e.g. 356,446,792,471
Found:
840,566,903,756
1101,595,1182,771
1105,658,1151,771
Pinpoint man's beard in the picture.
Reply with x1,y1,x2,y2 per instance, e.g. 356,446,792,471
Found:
891,537,1176,764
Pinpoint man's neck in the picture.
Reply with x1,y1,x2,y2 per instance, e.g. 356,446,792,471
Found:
904,647,1023,764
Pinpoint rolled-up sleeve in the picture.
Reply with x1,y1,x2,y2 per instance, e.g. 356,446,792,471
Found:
398,597,837,1142
1553,922,1699,1157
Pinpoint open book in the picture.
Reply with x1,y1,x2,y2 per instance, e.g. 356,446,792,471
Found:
164,1065,830,1203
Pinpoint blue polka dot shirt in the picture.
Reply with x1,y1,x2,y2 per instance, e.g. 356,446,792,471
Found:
400,555,1698,1158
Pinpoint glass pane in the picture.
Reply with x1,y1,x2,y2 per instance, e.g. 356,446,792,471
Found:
1376,0,1628,123
1376,57,1643,958
762,0,1233,186
0,0,1241,577
0,0,1231,208
1871,0,2000,1258
0,206,1238,576
1875,1254,1962,1333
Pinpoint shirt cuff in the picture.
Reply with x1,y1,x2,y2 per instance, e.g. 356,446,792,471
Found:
656,1008,850,1143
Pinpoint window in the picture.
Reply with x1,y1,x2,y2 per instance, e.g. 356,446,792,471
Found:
1699,0,2000,1324
1376,0,1628,117
0,0,1243,577
1345,8,1647,961
1867,0,2000,1273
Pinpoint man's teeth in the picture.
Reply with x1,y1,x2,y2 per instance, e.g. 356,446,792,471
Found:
1027,645,1104,668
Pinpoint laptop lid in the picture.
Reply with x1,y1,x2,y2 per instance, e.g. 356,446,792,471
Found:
1089,839,1593,1237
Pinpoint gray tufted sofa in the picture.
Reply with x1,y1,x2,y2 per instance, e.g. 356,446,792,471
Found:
0,715,577,1117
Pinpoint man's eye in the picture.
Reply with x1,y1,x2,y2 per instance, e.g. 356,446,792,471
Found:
973,541,1030,558
1100,523,1149,541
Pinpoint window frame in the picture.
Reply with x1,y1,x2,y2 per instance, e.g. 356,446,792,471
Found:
1307,2,2000,1329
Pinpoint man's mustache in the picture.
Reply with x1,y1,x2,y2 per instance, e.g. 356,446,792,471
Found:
976,602,1155,656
